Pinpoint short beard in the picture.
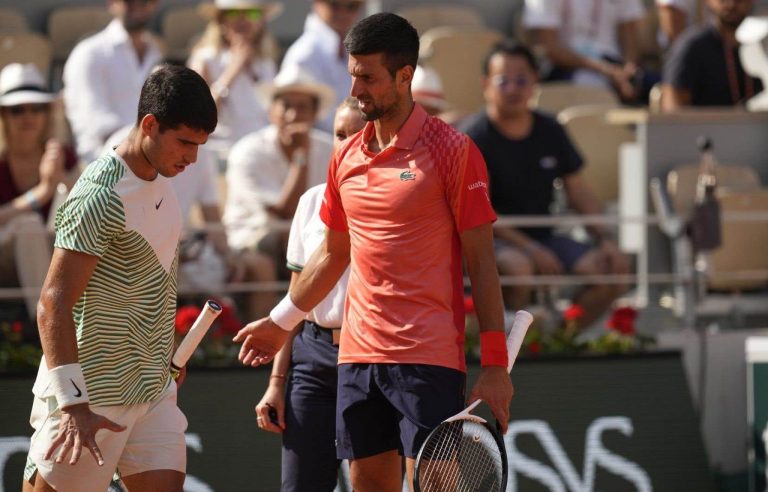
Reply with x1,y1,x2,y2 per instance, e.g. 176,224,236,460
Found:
361,106,384,121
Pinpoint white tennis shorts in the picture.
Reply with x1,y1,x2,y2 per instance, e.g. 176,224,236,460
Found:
26,380,187,492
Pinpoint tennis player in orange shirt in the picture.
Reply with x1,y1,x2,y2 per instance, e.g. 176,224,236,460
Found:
235,12,513,492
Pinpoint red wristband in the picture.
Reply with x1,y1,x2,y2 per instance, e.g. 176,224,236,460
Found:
480,331,508,368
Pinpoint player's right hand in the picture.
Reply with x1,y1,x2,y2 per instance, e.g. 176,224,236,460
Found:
44,403,126,466
233,317,290,367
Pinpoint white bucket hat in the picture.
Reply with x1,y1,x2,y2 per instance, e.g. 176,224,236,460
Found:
199,0,284,21
263,65,336,120
0,63,55,107
412,65,449,112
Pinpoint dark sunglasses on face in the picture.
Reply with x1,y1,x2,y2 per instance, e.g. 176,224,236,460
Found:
324,0,364,12
222,8,264,21
5,104,49,116
490,74,532,90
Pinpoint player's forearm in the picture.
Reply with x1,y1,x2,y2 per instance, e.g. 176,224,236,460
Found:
290,246,349,311
37,289,80,367
461,224,505,333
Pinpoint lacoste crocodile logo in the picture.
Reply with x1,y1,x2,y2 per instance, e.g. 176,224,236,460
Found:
400,170,416,181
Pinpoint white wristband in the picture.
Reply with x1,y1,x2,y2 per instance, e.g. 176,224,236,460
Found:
49,363,90,409
269,295,308,331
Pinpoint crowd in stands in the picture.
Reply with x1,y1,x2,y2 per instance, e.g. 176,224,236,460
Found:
0,0,765,330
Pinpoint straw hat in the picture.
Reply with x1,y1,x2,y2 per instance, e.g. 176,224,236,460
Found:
199,0,284,21
262,65,336,120
412,65,449,112
0,63,55,107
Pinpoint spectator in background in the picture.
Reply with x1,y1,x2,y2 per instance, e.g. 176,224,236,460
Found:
0,64,79,323
662,0,761,110
462,41,630,329
223,67,334,282
254,97,364,492
189,0,283,152
63,0,162,163
657,0,707,47
280,0,366,132
523,0,646,102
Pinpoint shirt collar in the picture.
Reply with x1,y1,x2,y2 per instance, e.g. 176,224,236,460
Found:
304,13,342,55
361,103,427,152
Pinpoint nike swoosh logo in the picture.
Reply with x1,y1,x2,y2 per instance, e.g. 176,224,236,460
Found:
155,198,163,210
70,379,82,397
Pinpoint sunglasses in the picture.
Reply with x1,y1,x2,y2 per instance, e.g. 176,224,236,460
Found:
490,74,532,90
5,104,49,116
222,8,264,22
323,0,364,12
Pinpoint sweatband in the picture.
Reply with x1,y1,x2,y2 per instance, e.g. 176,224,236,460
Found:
480,331,509,368
49,363,90,409
269,294,308,331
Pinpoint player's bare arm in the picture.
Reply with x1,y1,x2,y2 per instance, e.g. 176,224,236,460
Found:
234,227,351,366
37,248,127,466
460,223,514,432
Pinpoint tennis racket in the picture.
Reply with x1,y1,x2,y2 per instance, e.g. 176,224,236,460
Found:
170,299,223,379
413,310,533,492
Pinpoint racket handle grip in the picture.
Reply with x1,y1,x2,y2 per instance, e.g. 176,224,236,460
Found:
507,310,533,373
171,300,223,371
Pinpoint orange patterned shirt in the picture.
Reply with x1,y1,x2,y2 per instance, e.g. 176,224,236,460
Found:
320,104,496,371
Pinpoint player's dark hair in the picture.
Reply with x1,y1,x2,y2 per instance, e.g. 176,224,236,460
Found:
482,40,539,76
344,13,419,78
137,64,217,134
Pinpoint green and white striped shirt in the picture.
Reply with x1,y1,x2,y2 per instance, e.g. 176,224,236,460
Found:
53,150,182,406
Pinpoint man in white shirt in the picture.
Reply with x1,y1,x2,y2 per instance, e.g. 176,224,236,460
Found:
523,0,645,102
223,66,335,281
63,0,163,162
279,0,365,132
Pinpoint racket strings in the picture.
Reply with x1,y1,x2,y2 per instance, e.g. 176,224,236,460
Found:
417,421,503,492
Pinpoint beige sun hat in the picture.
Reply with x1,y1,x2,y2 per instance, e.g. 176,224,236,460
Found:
261,65,337,120
0,63,55,107
199,0,284,21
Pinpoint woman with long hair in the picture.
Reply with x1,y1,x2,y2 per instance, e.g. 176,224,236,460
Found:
189,0,283,149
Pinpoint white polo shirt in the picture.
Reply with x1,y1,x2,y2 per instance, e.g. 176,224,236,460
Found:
223,125,334,250
63,19,163,162
286,184,348,328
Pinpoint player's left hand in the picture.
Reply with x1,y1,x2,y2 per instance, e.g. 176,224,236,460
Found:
468,366,514,433
233,317,290,367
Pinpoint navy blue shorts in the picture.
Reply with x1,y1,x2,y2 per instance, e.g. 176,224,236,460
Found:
538,235,591,273
336,363,466,460
282,321,340,492
495,234,591,273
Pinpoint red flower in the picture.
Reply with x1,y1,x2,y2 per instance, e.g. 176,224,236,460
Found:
463,295,475,314
527,341,541,355
175,305,201,335
211,299,242,338
563,304,585,321
11,321,23,334
607,307,638,336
